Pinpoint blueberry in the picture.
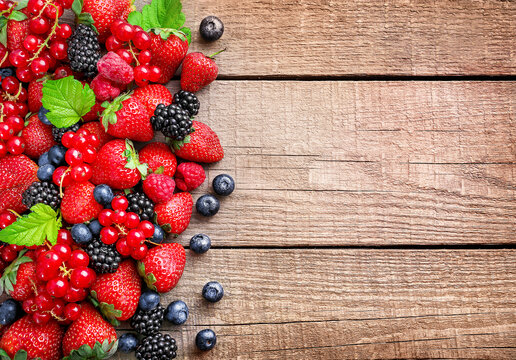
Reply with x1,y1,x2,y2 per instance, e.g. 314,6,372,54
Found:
48,145,66,166
165,300,189,325
0,68,14,80
37,164,55,182
93,184,113,206
152,224,165,244
213,174,235,196
202,281,224,303
38,106,51,125
196,329,217,351
190,233,211,254
118,333,139,353
88,219,102,236
0,299,18,325
38,152,50,166
138,290,160,311
196,194,220,217
199,16,224,41
71,223,92,245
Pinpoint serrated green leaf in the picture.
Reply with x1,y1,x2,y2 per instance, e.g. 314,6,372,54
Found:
127,11,142,27
71,0,83,17
42,76,95,128
129,0,186,32
14,0,29,10
8,10,27,21
179,26,191,44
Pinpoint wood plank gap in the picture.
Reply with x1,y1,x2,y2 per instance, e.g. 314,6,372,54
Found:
188,244,516,250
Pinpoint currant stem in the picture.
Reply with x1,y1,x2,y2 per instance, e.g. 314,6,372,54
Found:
128,42,140,66
208,48,227,59
28,2,60,64
58,166,71,198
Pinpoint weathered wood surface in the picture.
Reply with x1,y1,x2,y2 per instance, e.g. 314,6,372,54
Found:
115,249,516,359
132,0,516,77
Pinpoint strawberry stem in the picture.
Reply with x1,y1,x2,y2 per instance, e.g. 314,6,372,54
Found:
208,48,227,59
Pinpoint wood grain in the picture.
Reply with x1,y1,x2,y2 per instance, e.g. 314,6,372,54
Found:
163,80,516,246
131,0,516,77
114,249,516,359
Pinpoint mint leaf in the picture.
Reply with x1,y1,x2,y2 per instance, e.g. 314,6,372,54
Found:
0,204,62,246
42,76,95,128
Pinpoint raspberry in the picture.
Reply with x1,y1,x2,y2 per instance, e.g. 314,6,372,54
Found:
90,74,122,101
97,51,134,85
67,24,101,78
142,174,175,204
175,162,206,192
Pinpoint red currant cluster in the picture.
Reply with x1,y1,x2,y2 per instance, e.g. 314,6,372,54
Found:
52,128,99,187
0,76,28,157
8,0,72,83
105,20,161,87
98,195,155,260
0,212,23,271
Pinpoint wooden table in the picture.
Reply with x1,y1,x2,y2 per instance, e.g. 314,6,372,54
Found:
124,0,513,358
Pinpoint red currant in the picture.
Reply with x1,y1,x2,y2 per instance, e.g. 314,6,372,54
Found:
35,292,53,311
7,136,25,155
138,50,152,65
133,31,151,50
17,103,29,118
32,311,51,324
72,134,88,149
27,0,45,14
3,101,18,116
31,57,50,74
47,277,70,298
64,303,81,321
115,22,135,42
65,148,83,166
44,3,63,19
53,244,71,262
0,123,14,140
57,229,73,245
6,116,24,133
51,298,65,317
81,146,97,163
68,250,89,268
70,267,96,288
125,212,140,229
71,163,92,182
87,134,100,148
56,23,72,39
2,76,18,94
100,226,119,245
23,297,36,314
75,128,90,137
112,210,127,224
53,166,72,187
57,0,74,9
64,286,87,302
16,67,34,82
18,88,28,102
0,142,7,159
106,35,123,51
134,65,150,87
50,41,68,60
127,229,145,248
112,196,129,211
139,220,155,238
0,246,17,262
98,209,114,226
8,49,28,68
61,131,75,148
110,19,125,35
29,16,50,34
131,244,148,260
54,65,73,79
23,35,40,52
116,237,132,256
116,48,133,65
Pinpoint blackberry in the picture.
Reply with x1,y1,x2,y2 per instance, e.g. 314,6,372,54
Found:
22,181,60,210
130,304,165,336
135,332,177,360
67,24,101,78
150,104,193,141
51,122,81,143
84,237,121,274
173,90,200,117
127,192,155,221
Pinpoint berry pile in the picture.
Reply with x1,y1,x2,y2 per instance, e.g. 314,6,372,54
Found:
0,0,230,358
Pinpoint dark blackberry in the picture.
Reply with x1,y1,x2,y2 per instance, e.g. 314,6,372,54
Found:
135,332,177,360
130,304,165,336
67,24,101,78
84,237,121,274
150,104,193,141
51,122,81,143
22,181,60,210
127,192,155,221
173,90,200,117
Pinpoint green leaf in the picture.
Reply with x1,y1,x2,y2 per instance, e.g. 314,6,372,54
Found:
127,11,142,27
128,0,186,32
13,350,28,360
71,0,83,17
0,204,61,246
42,76,95,128
8,10,27,21
0,250,32,297
14,0,29,10
99,93,130,131
0,26,6,47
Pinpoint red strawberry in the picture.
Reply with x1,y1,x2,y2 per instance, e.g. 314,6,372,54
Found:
175,162,206,192
6,19,30,51
180,50,224,93
143,173,175,204
91,139,147,190
101,93,153,142
82,0,134,43
173,121,224,163
21,114,56,159
138,243,186,293
133,84,172,115
138,142,177,177
0,253,39,302
79,121,114,152
82,100,103,122
28,78,46,113
90,259,141,324
149,33,189,83
154,192,192,235
0,155,38,213
0,315,64,360
62,302,118,358
61,181,103,224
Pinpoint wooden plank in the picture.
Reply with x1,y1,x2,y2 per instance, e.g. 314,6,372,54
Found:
115,249,516,359
131,0,516,76
166,80,516,246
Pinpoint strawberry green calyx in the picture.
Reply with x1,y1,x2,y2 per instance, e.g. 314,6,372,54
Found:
0,250,31,296
0,349,42,360
89,290,122,326
167,128,193,151
100,93,132,131
123,139,148,178
137,261,158,292
62,339,118,360
71,0,98,32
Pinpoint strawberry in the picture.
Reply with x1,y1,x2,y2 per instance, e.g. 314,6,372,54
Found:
142,173,175,204
0,252,38,302
133,84,172,115
0,315,64,360
62,302,118,358
79,121,114,152
82,0,134,43
82,100,103,122
61,181,103,224
180,50,224,93
154,192,193,235
137,242,186,293
28,78,46,113
101,93,153,142
172,121,224,163
6,19,30,51
21,114,56,159
0,155,38,213
138,142,177,177
91,139,147,190
149,33,189,83
175,162,206,192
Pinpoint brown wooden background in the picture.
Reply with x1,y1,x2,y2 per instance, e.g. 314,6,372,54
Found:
77,0,516,358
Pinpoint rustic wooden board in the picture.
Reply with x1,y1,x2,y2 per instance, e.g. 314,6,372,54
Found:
164,80,516,246
132,0,516,77
114,249,516,359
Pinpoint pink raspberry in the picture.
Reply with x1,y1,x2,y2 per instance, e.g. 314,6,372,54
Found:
175,162,206,192
143,173,176,204
90,74,121,101
97,51,134,85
